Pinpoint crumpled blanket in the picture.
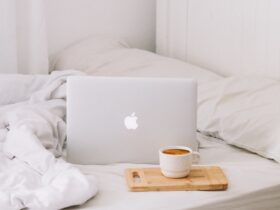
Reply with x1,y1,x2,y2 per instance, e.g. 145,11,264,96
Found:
0,70,98,210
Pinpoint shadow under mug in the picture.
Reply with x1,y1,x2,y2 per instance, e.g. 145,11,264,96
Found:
159,146,200,178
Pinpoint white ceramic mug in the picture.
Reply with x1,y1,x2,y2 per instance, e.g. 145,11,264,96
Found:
159,146,200,178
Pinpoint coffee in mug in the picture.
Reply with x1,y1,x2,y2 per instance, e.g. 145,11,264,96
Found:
159,146,200,178
162,148,190,155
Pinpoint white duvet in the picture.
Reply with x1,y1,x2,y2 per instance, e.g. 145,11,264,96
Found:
0,37,221,209
0,71,97,210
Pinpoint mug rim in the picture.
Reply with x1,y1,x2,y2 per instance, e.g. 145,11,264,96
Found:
159,146,193,157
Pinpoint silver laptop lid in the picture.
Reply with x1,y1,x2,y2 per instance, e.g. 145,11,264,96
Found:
67,76,197,164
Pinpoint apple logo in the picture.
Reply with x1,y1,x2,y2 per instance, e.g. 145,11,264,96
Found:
124,112,138,130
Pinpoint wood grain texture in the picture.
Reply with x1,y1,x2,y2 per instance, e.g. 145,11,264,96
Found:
125,166,228,192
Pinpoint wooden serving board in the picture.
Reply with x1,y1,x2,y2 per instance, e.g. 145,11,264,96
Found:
125,166,228,192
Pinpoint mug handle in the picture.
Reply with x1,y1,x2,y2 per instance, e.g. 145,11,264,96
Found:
192,151,200,164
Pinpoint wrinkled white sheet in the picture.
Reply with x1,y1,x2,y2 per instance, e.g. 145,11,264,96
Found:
0,71,97,210
67,134,280,210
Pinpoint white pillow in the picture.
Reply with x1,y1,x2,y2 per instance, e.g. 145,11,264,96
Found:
52,35,222,84
198,77,280,162
52,35,129,72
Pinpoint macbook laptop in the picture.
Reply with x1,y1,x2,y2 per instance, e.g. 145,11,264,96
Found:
67,76,197,164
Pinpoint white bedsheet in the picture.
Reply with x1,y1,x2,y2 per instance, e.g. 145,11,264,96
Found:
3,40,279,209
53,44,280,209
0,71,97,210
68,134,280,210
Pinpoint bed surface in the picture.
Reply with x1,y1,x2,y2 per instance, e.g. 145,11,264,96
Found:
52,38,280,209
67,134,280,210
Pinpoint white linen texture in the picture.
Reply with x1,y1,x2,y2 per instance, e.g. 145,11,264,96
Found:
198,77,280,162
0,71,97,210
